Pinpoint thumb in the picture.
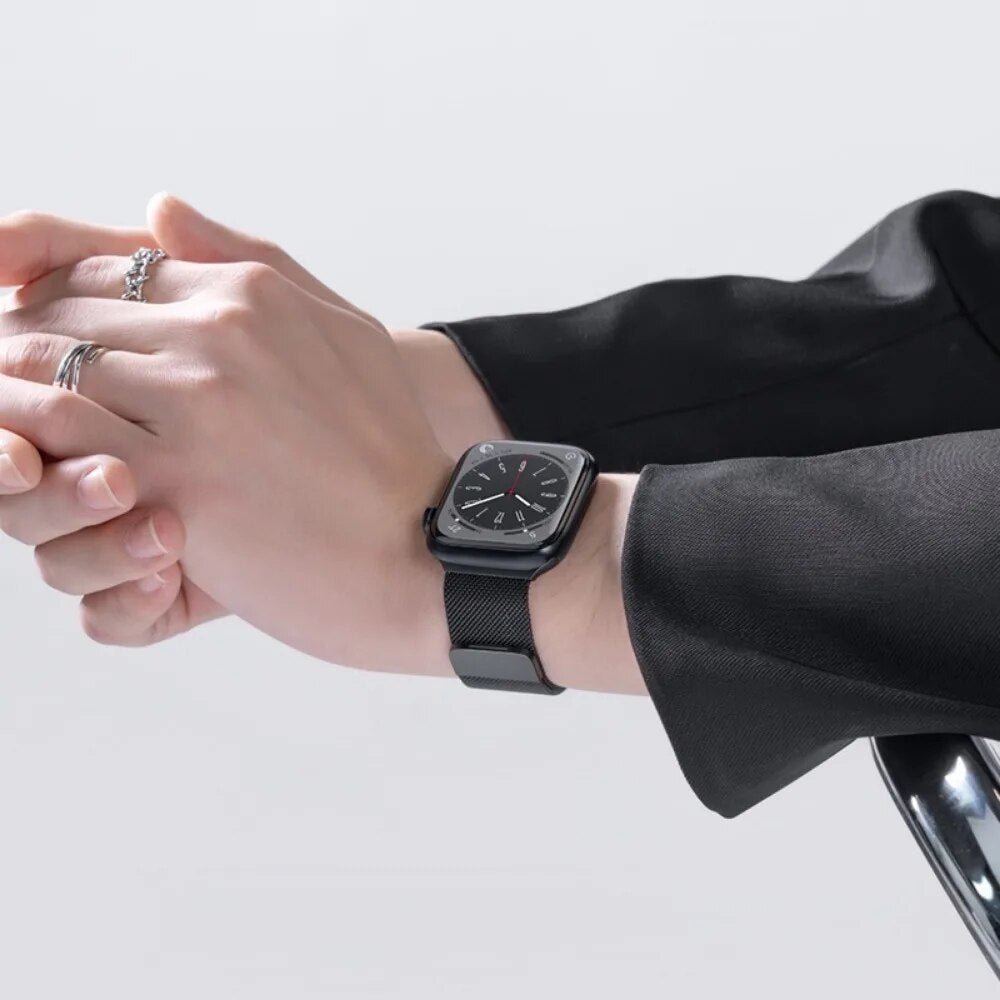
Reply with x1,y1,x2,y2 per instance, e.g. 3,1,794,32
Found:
145,193,376,323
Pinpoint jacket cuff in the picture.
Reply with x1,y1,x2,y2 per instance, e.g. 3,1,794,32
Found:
621,458,1000,818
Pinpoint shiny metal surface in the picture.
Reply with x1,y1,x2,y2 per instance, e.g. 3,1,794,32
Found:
872,734,1000,978
121,247,166,302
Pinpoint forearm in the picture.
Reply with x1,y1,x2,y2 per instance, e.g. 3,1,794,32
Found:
393,328,508,459
412,192,1000,473
625,430,1000,816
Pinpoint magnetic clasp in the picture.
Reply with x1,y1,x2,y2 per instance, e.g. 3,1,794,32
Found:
449,646,563,695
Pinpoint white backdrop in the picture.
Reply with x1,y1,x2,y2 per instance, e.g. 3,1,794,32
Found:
1,2,998,996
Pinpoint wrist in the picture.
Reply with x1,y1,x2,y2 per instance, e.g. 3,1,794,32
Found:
412,450,642,695
370,448,454,679
392,328,509,459
530,474,645,694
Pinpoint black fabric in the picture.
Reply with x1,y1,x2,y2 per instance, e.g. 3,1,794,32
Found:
423,190,1000,816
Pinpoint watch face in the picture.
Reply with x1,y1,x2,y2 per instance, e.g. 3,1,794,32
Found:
434,441,593,550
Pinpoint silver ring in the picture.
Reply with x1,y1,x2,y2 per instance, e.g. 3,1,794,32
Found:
53,342,106,394
122,247,167,303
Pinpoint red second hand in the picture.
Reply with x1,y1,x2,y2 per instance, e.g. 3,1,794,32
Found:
507,460,526,496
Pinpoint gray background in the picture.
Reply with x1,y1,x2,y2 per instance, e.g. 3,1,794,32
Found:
1,1,998,996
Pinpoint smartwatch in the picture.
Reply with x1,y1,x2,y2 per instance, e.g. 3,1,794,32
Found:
424,440,598,694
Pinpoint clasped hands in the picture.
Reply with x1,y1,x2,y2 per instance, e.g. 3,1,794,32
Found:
0,195,641,694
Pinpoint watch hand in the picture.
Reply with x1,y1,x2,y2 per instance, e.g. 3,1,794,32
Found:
461,492,505,509
514,494,532,508
506,461,527,496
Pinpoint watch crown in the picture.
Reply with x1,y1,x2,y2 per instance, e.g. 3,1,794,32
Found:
422,506,437,532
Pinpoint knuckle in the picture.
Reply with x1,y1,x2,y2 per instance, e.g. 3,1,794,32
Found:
81,587,159,648
234,259,279,296
185,299,254,340
2,513,42,546
0,334,62,382
51,296,81,323
4,209,52,231
18,296,81,332
146,612,174,645
81,612,118,646
29,389,77,444
176,364,239,408
33,547,68,592
68,255,116,286
210,299,256,332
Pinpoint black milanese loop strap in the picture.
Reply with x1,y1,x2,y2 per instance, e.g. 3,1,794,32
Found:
444,573,534,649
443,572,563,694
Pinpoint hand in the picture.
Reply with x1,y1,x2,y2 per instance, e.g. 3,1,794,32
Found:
0,207,458,675
0,197,506,646
0,201,644,695
0,199,507,461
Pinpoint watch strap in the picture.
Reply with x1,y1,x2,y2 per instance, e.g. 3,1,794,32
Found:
443,572,563,694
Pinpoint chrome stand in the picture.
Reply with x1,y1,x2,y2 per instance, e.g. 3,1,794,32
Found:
872,734,1000,978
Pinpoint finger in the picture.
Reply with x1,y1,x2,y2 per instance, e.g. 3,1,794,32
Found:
0,428,43,494
81,564,227,648
0,455,136,546
80,561,184,647
35,507,183,595
0,334,163,422
0,211,151,288
0,296,179,352
148,192,382,326
0,373,147,457
10,255,208,310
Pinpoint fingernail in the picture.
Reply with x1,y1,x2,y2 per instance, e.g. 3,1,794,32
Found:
0,452,29,489
137,572,167,593
78,466,125,511
125,514,169,560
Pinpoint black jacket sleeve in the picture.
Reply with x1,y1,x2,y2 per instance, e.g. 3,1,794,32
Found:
423,190,1000,816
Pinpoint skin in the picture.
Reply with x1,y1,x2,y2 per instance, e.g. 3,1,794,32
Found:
0,196,645,694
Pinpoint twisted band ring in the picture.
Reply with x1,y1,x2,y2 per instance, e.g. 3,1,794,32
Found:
53,342,106,395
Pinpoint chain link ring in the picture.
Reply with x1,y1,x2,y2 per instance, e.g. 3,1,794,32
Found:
122,247,167,303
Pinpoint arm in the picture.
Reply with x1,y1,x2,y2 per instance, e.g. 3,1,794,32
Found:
391,327,509,459
392,189,1000,817
405,190,1000,470
7,189,1000,499
621,434,1000,816
6,193,1000,823
417,419,1000,819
